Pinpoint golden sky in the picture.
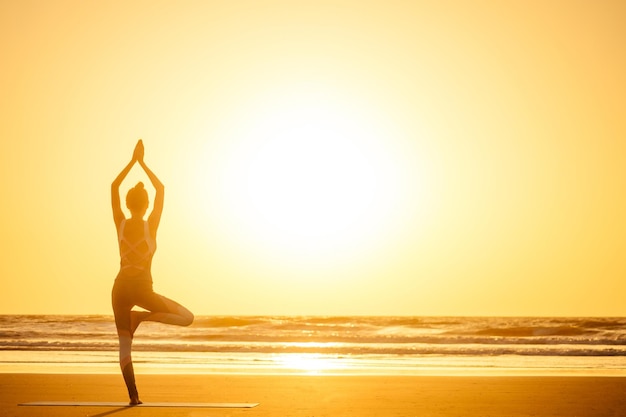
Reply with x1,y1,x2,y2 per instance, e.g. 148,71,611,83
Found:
1,0,625,316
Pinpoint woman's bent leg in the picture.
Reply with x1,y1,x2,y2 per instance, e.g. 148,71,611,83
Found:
135,290,194,327
145,295,194,326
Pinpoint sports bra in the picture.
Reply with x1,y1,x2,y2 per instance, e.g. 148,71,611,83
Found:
117,219,157,275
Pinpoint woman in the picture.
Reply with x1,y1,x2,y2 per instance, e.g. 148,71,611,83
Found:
111,140,194,404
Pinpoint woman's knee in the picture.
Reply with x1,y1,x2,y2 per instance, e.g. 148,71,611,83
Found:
185,309,194,326
178,305,194,326
157,296,194,326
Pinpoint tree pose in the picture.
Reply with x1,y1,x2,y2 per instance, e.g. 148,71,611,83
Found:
111,140,194,404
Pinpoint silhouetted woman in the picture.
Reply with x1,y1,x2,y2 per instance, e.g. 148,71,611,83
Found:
111,140,194,404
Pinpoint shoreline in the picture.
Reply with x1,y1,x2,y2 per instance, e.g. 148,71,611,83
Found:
3,349,626,377
4,373,626,417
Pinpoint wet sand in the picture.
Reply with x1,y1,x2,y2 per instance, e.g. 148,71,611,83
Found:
3,373,626,417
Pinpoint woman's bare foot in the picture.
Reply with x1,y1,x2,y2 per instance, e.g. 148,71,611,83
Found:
129,395,143,406
129,311,151,337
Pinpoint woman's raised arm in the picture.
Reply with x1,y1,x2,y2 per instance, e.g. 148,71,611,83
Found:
111,142,140,228
136,142,164,233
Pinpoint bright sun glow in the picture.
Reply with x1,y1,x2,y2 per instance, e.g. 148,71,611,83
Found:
274,353,348,374
191,82,422,269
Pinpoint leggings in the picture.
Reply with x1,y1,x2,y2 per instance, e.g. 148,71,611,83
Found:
112,275,193,400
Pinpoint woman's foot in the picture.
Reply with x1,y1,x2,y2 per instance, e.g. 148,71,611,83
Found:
129,311,151,337
129,395,143,406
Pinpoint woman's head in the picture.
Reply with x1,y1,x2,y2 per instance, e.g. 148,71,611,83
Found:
126,182,149,216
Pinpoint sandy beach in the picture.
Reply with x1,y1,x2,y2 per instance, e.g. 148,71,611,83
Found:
2,373,626,417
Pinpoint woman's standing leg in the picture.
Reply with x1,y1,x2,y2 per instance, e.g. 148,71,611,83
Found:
111,282,141,405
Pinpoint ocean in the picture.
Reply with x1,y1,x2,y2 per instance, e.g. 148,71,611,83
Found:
2,315,626,375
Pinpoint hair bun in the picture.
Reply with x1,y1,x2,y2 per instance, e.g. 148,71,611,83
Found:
126,182,149,212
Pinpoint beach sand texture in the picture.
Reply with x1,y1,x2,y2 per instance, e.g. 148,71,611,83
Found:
3,374,626,417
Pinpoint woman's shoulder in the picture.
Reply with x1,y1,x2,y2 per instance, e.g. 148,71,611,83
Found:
118,218,148,235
